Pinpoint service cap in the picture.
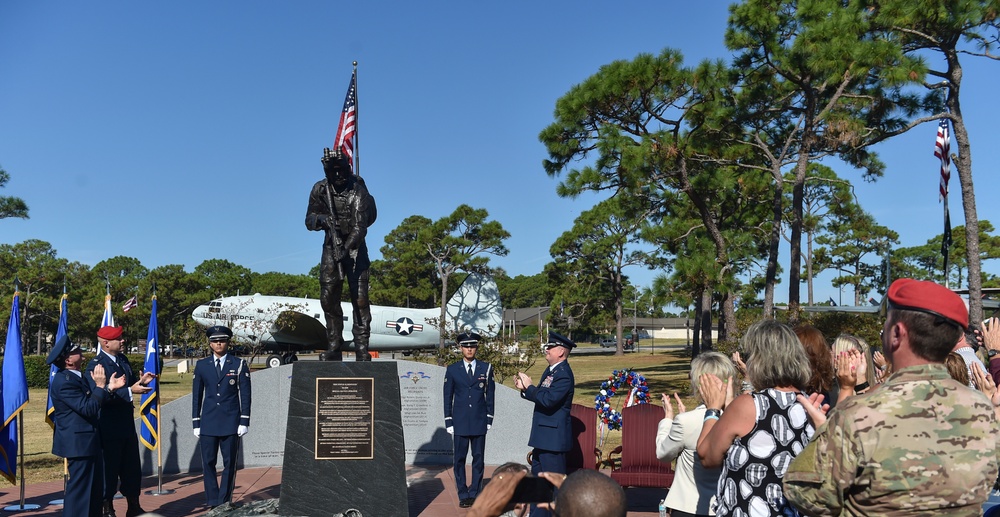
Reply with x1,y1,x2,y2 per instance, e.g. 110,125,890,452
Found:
547,331,576,349
46,334,82,365
206,325,233,340
457,332,482,346
97,326,123,340
887,278,968,330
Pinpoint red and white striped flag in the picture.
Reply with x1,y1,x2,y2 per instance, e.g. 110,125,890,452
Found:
334,71,357,171
935,118,950,201
122,295,138,313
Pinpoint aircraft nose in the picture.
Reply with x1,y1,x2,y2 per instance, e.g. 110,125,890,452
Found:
191,303,215,326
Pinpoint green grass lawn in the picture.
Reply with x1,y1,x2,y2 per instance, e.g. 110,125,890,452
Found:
13,348,695,484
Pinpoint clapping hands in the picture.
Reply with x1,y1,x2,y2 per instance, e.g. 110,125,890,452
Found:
661,393,687,420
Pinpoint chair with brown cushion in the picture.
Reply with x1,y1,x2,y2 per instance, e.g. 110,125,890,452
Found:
608,403,675,488
526,403,602,473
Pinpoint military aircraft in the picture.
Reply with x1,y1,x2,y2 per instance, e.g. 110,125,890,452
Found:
191,273,503,368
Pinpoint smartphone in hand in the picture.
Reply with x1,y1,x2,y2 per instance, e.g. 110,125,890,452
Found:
510,476,554,503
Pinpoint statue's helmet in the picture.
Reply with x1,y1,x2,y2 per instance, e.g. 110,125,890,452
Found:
322,148,352,185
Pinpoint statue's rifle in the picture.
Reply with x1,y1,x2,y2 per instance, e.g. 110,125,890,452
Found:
324,181,345,278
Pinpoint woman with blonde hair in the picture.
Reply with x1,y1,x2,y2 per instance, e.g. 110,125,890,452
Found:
656,352,737,516
830,334,875,405
696,319,814,517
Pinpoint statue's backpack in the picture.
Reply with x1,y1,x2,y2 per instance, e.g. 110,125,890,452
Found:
355,176,377,227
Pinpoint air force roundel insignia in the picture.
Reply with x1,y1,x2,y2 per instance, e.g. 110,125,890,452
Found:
386,317,424,336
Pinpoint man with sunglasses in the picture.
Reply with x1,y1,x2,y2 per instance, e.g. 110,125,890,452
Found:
443,331,495,508
86,325,155,517
785,278,1000,516
515,332,576,517
192,325,252,510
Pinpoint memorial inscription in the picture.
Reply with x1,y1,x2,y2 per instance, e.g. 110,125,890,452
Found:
315,377,374,460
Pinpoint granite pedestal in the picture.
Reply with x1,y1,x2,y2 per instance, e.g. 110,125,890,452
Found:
278,361,407,517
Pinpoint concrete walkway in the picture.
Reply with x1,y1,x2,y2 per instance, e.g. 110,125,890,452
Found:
0,466,666,516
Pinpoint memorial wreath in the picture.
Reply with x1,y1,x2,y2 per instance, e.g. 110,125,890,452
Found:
594,368,650,431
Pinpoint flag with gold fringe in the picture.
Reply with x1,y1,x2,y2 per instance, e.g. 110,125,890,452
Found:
1,292,28,484
45,292,69,429
139,296,159,450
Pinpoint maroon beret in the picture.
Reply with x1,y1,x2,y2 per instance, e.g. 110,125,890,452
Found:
97,325,123,340
887,278,968,330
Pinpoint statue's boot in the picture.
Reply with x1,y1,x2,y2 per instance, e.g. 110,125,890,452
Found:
320,337,344,361
355,338,372,362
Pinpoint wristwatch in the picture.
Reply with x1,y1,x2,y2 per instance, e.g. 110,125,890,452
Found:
988,349,998,359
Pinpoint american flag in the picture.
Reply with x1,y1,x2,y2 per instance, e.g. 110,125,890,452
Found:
935,118,950,201
122,295,138,313
334,71,357,170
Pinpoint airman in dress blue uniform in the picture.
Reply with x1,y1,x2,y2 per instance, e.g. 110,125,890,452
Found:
515,331,576,517
191,325,252,509
49,335,126,517
443,331,495,508
85,325,155,517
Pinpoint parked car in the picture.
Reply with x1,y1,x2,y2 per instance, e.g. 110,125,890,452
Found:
599,338,617,348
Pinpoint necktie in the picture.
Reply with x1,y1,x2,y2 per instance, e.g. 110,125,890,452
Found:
216,359,222,376
467,364,474,380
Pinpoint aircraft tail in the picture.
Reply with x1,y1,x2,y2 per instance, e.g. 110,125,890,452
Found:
445,273,503,337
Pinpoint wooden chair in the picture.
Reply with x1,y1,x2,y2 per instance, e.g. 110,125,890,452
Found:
567,403,602,472
526,403,602,472
608,403,675,488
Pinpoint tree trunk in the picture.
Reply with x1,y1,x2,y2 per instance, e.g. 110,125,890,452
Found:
692,289,703,358
614,271,625,357
720,291,735,343
438,273,450,354
948,81,982,327
788,152,809,322
763,173,783,317
806,229,814,306
699,289,713,351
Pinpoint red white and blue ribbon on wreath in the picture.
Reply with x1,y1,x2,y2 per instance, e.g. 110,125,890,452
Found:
595,368,650,444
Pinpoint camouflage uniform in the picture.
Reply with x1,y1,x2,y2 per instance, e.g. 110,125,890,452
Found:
783,364,1000,516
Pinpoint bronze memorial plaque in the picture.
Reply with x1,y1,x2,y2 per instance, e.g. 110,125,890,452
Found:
315,377,374,460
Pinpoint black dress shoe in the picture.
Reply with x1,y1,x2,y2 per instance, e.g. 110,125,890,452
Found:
459,497,474,508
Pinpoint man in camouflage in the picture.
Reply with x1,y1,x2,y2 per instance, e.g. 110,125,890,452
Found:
784,278,1000,516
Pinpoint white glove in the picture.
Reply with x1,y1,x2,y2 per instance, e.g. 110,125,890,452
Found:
193,428,200,438
446,426,454,435
487,424,492,432
238,425,249,437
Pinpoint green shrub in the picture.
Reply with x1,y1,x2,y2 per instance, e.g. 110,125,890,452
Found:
2,353,155,389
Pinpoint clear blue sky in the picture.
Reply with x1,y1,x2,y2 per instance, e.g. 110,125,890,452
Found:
2,1,999,308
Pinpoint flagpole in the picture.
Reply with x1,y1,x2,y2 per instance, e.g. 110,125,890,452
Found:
353,60,360,179
943,196,951,288
2,285,38,511
145,289,174,497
